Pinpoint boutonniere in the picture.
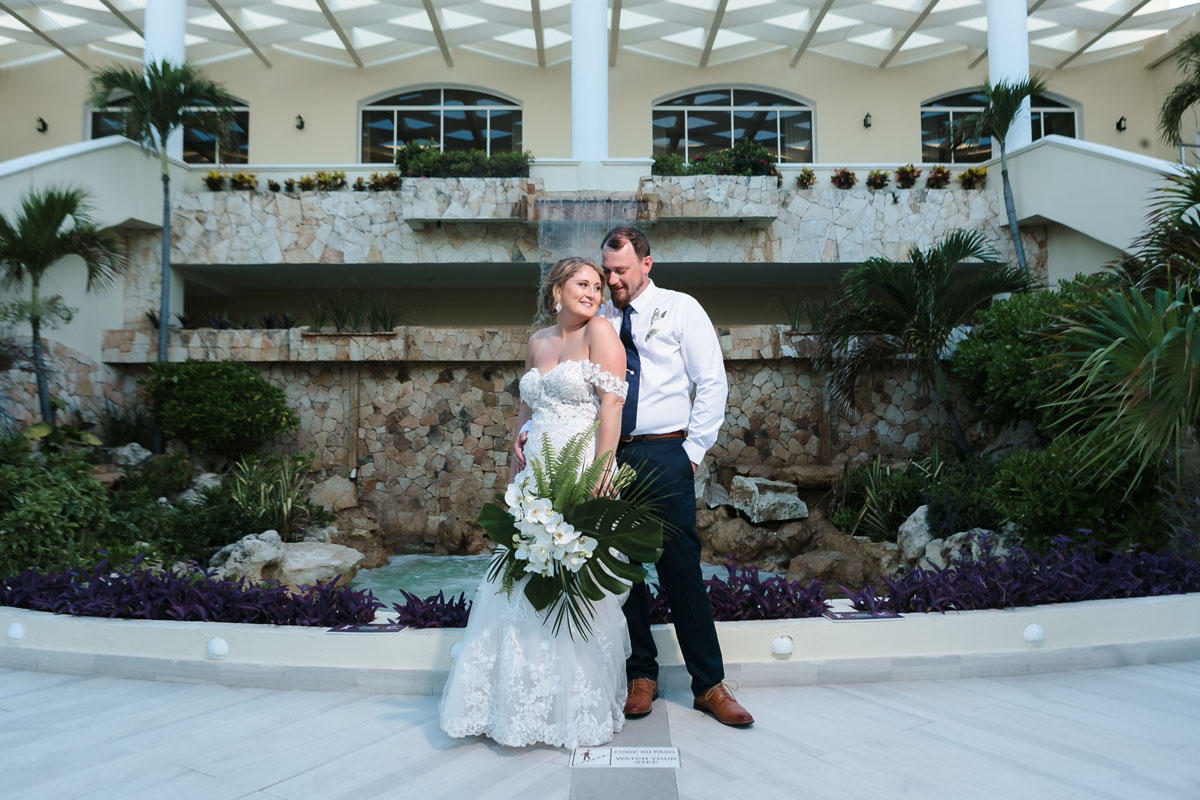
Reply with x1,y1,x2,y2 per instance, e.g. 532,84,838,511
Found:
644,308,667,342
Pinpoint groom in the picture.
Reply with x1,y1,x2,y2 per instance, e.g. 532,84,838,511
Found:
598,225,752,727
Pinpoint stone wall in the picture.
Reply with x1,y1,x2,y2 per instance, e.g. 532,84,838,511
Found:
1,340,136,430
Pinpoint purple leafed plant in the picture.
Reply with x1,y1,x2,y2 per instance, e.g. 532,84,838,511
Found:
650,561,831,624
0,556,384,626
848,536,1200,614
389,590,472,629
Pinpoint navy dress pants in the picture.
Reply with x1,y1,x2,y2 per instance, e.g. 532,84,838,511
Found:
618,437,724,697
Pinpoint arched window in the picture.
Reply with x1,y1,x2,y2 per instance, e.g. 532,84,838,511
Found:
920,90,1078,164
359,87,522,164
652,87,813,163
89,95,250,165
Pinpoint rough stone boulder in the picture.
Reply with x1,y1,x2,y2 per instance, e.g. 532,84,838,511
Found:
210,530,285,581
112,442,153,467
178,472,223,505
898,505,932,563
268,542,365,589
785,509,901,589
333,506,389,568
309,475,357,513
922,527,1017,570
727,476,809,523
700,510,813,573
775,464,842,490
87,463,125,488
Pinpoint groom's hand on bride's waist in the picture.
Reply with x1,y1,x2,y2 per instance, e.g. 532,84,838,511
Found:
512,431,528,472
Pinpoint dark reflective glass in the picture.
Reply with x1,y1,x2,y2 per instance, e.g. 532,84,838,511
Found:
443,109,488,151
733,89,795,108
219,110,250,164
371,89,442,106
91,111,124,139
921,109,951,163
396,108,439,147
652,111,686,155
686,110,732,158
183,125,217,164
951,112,990,162
488,108,521,152
661,89,731,107
1041,110,1076,138
444,89,514,107
361,109,395,163
779,109,811,163
734,108,777,154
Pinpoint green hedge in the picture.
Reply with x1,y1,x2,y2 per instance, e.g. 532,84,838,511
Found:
141,360,298,457
394,142,534,178
652,141,780,178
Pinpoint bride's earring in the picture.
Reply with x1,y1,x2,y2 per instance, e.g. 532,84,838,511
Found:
554,298,562,314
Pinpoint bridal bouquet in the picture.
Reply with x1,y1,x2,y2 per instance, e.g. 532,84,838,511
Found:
477,425,664,640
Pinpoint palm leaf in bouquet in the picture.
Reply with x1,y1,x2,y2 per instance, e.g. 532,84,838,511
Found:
477,424,665,640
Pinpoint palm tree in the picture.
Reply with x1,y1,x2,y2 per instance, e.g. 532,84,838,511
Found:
816,230,1029,455
1115,167,1200,291
0,188,126,425
89,61,238,365
958,75,1049,282
1158,32,1200,148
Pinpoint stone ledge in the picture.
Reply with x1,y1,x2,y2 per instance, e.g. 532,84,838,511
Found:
101,325,815,364
3,594,1197,694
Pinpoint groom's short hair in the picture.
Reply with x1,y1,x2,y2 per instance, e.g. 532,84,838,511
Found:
602,226,650,262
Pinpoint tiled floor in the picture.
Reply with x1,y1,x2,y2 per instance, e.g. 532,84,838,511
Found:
1,661,1198,799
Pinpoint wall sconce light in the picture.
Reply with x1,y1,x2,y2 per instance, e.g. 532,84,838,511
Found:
1115,116,1127,132
35,117,47,133
863,113,872,129
295,114,305,131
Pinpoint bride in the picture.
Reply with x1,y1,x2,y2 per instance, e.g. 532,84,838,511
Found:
439,256,631,749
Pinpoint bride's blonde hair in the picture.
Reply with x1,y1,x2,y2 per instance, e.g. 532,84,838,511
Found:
537,257,605,325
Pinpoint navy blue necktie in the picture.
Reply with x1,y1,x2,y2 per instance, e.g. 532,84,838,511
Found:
620,306,639,439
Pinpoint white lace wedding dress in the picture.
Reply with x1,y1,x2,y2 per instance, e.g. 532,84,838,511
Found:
439,359,631,749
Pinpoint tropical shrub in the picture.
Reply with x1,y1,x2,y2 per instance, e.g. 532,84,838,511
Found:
389,590,472,628
651,153,689,176
204,171,225,190
367,171,402,191
0,439,109,575
314,170,346,190
830,168,857,189
229,172,257,191
352,176,366,191
487,150,536,177
796,166,816,189
894,164,921,189
952,276,1104,428
394,143,534,178
989,435,1164,552
921,457,1001,538
141,360,298,457
653,142,779,179
829,455,933,542
865,169,889,190
227,452,331,541
957,166,987,189
267,179,281,193
118,451,193,499
925,165,951,189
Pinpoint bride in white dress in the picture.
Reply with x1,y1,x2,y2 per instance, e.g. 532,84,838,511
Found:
439,256,631,749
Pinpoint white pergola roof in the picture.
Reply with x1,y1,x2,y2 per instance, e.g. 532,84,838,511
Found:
1,0,1199,72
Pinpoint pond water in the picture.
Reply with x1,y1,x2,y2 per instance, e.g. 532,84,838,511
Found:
351,553,770,609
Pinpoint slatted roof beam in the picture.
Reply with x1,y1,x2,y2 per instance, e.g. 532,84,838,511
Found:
205,0,271,67
0,2,88,69
790,0,835,67
699,0,729,68
315,0,362,68
879,0,940,69
1057,0,1153,69
422,0,454,67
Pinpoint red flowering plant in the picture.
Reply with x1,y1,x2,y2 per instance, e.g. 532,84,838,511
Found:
894,164,922,189
830,168,857,189
925,165,952,189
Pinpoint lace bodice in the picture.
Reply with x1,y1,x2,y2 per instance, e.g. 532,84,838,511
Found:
519,360,627,454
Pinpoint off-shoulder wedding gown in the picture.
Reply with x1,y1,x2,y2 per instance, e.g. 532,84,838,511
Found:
439,359,631,749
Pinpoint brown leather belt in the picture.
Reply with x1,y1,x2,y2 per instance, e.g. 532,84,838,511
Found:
619,429,687,444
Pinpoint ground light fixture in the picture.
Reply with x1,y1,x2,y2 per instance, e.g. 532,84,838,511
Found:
207,637,230,659
6,623,23,643
771,635,794,659
1023,623,1045,647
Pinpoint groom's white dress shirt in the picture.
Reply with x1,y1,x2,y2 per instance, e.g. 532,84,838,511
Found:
601,280,728,466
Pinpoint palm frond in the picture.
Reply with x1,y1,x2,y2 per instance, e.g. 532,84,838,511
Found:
1159,33,1200,145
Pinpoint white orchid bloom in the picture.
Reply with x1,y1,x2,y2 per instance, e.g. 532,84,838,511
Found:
523,497,555,524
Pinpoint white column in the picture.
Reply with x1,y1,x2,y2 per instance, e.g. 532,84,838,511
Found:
143,0,187,160
986,0,1031,151
571,0,607,163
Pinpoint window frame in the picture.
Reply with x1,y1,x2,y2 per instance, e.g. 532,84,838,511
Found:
919,89,1081,164
357,86,523,164
651,85,816,164
87,95,251,166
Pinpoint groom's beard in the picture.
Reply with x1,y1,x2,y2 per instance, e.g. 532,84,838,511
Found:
609,287,632,308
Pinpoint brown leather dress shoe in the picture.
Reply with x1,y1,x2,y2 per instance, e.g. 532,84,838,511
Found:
624,678,658,717
693,683,754,726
